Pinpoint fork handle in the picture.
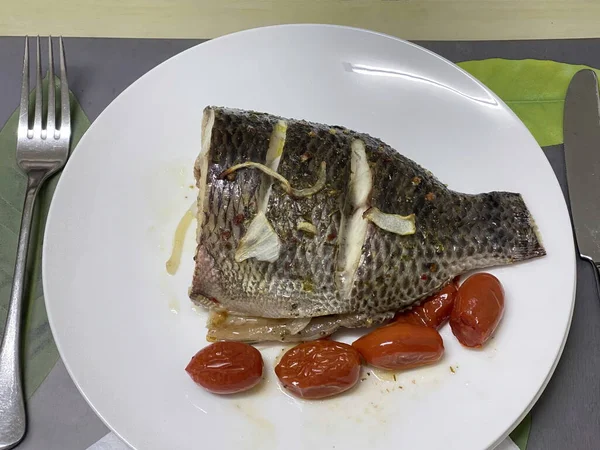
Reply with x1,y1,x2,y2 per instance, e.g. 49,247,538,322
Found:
0,170,45,450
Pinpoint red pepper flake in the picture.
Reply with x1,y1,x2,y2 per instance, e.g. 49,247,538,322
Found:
300,152,313,162
429,263,438,273
425,192,436,201
221,230,231,240
233,213,245,225
209,297,220,304
327,232,337,242
420,274,429,281
412,176,421,186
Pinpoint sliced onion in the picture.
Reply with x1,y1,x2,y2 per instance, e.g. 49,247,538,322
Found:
297,221,317,234
235,212,281,263
219,161,327,198
207,312,311,342
364,207,416,235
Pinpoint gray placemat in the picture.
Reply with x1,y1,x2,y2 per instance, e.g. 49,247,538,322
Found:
0,37,597,450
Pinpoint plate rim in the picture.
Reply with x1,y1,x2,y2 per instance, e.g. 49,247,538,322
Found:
41,23,577,450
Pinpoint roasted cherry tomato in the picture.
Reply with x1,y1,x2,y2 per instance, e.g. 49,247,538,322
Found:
450,272,505,348
185,342,263,394
352,322,444,370
394,283,457,329
275,340,361,399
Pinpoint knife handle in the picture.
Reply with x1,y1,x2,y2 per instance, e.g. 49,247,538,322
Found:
584,257,600,297
594,261,600,294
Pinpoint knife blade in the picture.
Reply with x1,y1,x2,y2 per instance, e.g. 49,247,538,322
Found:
564,69,600,264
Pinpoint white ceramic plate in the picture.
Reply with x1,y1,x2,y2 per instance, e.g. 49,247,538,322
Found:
43,25,576,450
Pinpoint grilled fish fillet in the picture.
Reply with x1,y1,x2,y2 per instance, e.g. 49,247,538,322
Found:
189,106,545,342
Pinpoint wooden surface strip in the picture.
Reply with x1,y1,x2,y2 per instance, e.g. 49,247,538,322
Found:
2,0,600,41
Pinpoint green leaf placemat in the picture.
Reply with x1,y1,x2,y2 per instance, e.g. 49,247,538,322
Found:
458,58,600,147
510,414,532,450
0,77,90,398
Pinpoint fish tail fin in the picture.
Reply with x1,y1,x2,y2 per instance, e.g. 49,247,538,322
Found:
513,194,546,262
491,192,546,262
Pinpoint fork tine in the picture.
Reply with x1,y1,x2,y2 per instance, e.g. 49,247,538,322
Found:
47,36,56,137
59,37,70,135
33,36,43,137
18,37,29,136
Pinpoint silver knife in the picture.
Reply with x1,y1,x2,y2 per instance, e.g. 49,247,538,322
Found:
564,69,600,280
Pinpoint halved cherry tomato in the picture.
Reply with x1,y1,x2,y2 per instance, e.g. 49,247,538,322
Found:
275,340,361,399
394,283,457,329
450,272,505,348
185,342,263,394
352,322,444,370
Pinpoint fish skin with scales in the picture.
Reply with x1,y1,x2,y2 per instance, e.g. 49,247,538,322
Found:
188,106,545,342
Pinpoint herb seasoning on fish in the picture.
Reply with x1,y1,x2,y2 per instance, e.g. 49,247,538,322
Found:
188,106,545,342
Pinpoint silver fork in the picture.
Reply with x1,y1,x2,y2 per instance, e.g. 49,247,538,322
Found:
0,36,71,450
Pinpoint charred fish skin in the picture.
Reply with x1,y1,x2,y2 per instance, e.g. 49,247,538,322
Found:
191,107,353,318
355,146,545,313
191,108,278,313
190,106,545,325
